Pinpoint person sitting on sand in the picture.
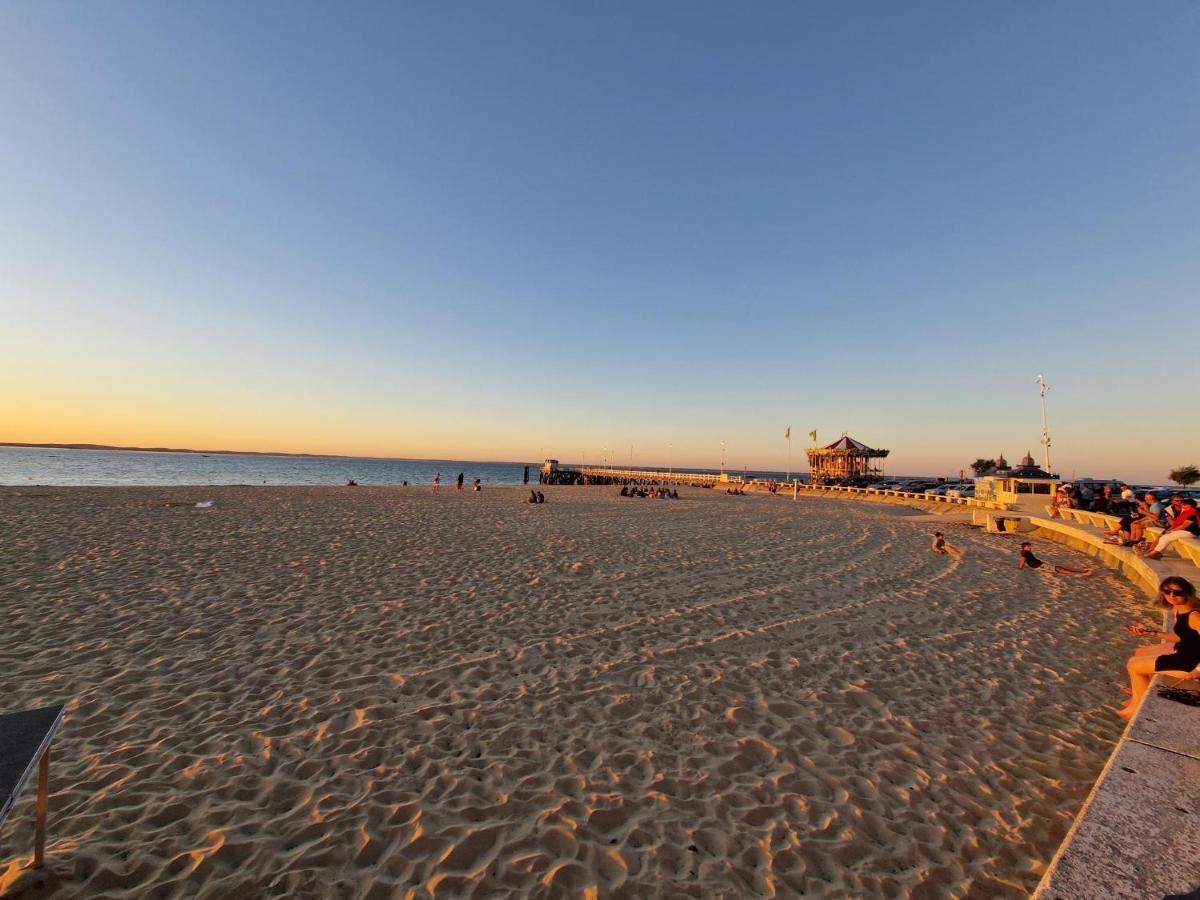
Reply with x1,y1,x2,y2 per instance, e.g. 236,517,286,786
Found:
536,491,545,504
1119,576,1200,719
931,531,963,559
527,490,538,503
346,479,358,486
473,478,481,491
1143,498,1200,560
1017,541,1093,577
671,489,679,499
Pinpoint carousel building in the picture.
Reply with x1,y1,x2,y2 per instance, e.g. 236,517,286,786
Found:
806,434,890,484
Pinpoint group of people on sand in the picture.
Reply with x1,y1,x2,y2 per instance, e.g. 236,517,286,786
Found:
932,523,1199,720
620,485,678,499
932,529,1097,576
725,487,746,496
432,472,481,492
526,490,546,504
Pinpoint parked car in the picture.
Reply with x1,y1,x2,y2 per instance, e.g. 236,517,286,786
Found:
902,480,938,494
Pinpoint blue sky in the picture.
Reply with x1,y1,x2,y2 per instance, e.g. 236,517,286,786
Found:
2,2,1197,480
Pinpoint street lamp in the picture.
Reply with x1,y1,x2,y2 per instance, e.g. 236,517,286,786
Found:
1035,374,1052,472
720,441,726,475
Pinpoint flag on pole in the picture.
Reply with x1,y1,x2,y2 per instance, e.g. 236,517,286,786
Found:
809,429,817,442
784,426,790,440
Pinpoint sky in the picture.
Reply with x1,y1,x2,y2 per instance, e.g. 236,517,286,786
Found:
2,2,1197,482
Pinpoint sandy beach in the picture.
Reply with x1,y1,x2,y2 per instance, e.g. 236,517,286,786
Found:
0,485,1145,898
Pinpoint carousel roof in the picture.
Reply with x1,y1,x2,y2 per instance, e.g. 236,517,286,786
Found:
813,435,886,455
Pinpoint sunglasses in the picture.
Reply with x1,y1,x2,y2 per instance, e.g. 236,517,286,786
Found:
1162,588,1188,597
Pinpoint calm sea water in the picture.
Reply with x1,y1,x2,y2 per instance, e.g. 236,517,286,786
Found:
0,446,540,487
0,446,808,487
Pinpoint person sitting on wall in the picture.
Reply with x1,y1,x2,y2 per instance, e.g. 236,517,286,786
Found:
1143,498,1200,560
1130,492,1166,546
1017,541,1093,577
1119,576,1200,719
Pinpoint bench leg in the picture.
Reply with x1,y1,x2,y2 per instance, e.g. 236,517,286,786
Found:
34,748,49,867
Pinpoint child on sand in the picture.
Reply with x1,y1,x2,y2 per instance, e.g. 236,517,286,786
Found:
931,532,963,559
1017,541,1093,577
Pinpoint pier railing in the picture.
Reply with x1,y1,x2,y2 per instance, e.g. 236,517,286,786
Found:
789,482,1012,511
569,468,1010,509
576,466,742,487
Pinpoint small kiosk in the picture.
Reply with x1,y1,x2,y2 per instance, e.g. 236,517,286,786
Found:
973,452,1060,510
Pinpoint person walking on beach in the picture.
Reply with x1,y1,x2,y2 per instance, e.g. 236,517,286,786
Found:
1017,541,1093,577
1119,577,1200,719
931,532,963,559
457,472,464,491
433,472,441,492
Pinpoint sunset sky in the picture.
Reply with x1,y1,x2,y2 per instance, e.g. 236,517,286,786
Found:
2,3,1198,481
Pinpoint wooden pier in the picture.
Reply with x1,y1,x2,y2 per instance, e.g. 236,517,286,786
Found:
539,461,744,487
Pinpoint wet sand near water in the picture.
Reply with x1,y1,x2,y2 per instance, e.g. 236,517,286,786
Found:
0,485,1144,897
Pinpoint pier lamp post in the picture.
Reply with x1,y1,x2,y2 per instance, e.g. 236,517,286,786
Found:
720,441,726,476
668,443,673,476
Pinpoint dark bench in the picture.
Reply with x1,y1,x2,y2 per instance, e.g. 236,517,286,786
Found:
1,704,65,867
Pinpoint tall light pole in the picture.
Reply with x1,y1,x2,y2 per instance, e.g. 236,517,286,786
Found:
720,441,726,476
668,442,673,476
1036,374,1052,472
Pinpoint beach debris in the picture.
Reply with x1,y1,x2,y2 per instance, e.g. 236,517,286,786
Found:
195,500,214,509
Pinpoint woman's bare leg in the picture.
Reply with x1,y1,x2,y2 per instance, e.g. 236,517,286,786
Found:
1133,643,1175,657
1054,565,1093,577
1120,655,1166,719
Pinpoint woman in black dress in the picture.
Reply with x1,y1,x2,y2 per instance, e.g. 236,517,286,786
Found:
1120,576,1200,719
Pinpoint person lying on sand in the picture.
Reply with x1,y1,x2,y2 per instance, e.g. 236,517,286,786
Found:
1119,576,1200,720
931,532,963,559
1017,541,1093,577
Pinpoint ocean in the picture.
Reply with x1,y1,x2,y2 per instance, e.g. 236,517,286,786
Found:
0,446,540,487
0,446,805,488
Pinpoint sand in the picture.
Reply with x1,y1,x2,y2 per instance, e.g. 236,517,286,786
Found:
0,485,1146,898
